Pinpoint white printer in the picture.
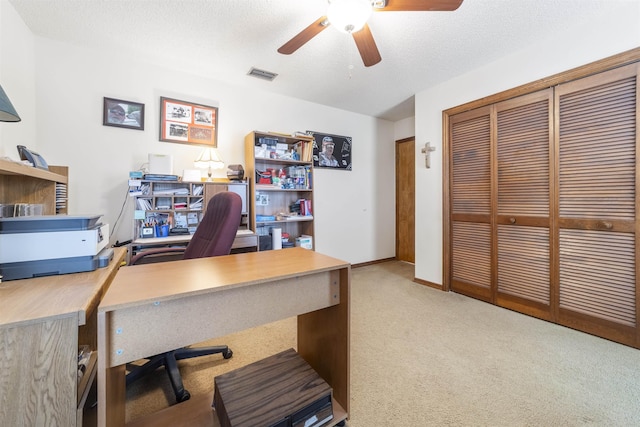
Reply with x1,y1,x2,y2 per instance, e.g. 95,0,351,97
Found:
0,214,112,281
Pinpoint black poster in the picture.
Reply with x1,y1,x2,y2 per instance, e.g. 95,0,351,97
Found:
307,131,352,170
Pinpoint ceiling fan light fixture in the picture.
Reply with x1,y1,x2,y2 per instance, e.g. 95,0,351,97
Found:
327,0,373,33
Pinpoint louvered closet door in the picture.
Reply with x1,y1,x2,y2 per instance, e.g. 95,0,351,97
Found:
450,107,493,301
495,90,554,320
555,63,639,346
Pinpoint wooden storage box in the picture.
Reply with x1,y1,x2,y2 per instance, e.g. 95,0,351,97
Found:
213,348,333,427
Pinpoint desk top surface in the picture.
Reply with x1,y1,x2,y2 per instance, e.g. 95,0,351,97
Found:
0,247,127,328
100,248,350,312
132,229,256,245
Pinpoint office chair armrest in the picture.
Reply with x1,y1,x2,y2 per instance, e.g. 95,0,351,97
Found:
129,247,186,265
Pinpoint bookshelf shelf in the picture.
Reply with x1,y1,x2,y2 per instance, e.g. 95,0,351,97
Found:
255,158,311,166
0,158,68,215
255,185,313,192
245,131,315,250
257,217,314,225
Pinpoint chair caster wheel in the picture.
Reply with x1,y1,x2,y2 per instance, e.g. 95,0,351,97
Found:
223,349,233,359
176,389,191,403
336,421,346,427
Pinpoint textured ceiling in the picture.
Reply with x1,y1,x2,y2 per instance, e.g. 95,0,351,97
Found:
7,0,629,121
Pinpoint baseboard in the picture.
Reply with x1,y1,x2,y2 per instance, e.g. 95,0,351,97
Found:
351,258,444,292
413,277,443,291
351,257,396,268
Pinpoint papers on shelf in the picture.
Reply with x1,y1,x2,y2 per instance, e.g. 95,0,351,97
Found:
189,197,203,210
192,185,204,196
136,198,152,210
236,229,255,235
174,212,187,228
187,213,199,225
153,188,189,195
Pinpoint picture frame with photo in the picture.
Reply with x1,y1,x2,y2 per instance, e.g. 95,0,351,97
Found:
308,131,352,170
159,96,218,146
103,97,145,130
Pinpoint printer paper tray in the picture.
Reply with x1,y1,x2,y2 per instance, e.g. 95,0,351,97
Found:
0,248,114,281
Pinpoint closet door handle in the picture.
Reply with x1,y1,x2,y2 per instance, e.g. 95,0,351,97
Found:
599,221,613,230
509,217,516,224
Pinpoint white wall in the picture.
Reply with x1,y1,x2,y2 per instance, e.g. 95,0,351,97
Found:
0,2,396,265
0,0,36,154
414,2,640,284
394,116,415,142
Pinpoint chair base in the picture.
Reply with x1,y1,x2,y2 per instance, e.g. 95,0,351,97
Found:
126,345,233,403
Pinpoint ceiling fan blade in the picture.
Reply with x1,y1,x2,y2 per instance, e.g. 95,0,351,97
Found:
278,16,329,55
352,24,381,67
375,0,463,12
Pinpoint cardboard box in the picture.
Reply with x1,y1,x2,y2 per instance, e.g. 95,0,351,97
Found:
295,235,313,250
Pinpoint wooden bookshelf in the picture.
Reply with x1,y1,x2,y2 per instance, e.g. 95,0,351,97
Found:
244,131,315,250
0,157,68,215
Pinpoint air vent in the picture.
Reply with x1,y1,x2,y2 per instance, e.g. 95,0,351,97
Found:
247,67,278,81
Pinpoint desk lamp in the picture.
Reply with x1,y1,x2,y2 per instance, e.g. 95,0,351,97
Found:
194,147,224,181
0,84,21,122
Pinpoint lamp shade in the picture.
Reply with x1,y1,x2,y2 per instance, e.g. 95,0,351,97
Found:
0,85,21,122
195,147,224,180
194,147,224,170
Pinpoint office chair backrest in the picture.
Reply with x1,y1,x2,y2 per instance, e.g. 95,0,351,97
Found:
183,191,242,259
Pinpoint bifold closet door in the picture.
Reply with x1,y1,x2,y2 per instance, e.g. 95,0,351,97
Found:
555,63,639,346
449,107,492,301
495,90,554,320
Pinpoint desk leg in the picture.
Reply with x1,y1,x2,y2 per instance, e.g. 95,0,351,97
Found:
98,311,126,427
297,267,350,416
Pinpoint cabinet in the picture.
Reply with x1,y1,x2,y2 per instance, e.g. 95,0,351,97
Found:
0,246,127,426
0,158,68,215
129,179,256,260
244,131,315,250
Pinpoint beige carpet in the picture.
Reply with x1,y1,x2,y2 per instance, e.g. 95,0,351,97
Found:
127,260,640,426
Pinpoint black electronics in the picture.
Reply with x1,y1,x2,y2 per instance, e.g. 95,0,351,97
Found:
17,145,49,170
170,227,190,235
227,164,244,181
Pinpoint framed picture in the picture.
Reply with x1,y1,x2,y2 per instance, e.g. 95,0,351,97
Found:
160,97,218,146
307,131,352,170
103,97,145,130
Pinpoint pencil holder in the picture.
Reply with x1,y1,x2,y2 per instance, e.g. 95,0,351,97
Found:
141,226,154,238
155,224,169,237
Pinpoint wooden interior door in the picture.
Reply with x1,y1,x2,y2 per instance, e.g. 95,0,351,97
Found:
396,137,415,263
495,90,554,320
555,63,639,346
449,107,493,301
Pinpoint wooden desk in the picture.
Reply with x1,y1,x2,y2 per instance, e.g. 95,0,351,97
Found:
128,230,259,263
97,248,350,426
0,247,127,426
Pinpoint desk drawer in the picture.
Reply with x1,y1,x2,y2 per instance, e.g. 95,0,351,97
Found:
231,234,258,250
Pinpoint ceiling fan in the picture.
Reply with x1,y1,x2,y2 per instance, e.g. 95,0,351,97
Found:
278,0,464,67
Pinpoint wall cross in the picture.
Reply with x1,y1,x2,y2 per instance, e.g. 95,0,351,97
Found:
421,142,436,168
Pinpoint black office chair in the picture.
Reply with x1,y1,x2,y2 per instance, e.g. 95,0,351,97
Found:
126,191,242,403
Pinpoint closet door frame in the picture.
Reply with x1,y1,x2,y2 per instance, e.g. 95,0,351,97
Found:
554,63,640,347
444,47,640,292
444,48,640,348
